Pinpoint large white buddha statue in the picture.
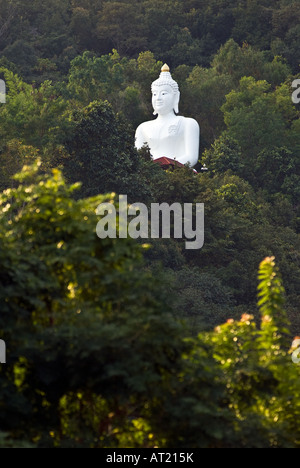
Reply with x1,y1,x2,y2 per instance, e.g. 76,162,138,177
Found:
135,64,200,167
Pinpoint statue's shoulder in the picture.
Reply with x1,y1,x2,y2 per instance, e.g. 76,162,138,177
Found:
182,116,199,128
135,119,155,135
180,116,200,135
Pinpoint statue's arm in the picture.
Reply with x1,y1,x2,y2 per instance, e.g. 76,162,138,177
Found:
182,118,200,167
135,124,146,150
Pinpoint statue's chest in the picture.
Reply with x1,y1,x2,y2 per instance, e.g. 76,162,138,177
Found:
147,118,184,149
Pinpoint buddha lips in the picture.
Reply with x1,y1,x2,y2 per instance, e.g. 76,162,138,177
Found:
96,195,205,250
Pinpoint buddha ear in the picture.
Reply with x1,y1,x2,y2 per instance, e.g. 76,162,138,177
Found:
174,91,180,114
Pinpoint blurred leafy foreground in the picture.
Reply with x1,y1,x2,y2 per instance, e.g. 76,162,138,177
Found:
0,163,299,448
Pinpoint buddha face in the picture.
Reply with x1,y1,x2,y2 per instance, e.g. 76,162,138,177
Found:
152,85,177,115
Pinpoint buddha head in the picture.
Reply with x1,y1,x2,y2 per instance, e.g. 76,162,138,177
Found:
151,64,180,115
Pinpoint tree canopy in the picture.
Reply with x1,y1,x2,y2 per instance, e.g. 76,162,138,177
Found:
0,0,300,448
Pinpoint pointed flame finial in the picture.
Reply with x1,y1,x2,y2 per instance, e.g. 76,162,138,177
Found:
161,63,170,73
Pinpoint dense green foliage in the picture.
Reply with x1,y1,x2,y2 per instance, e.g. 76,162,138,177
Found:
0,167,300,448
0,0,299,448
0,0,299,79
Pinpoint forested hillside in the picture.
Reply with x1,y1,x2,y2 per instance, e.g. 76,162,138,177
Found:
0,0,299,78
0,0,299,448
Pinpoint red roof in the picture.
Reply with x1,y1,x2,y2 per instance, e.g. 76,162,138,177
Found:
153,157,184,168
153,157,198,173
